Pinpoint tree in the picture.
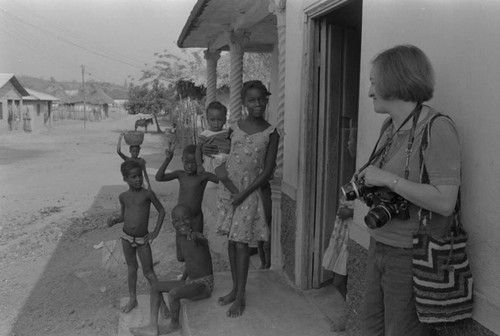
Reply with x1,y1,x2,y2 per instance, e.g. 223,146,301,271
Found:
139,49,271,91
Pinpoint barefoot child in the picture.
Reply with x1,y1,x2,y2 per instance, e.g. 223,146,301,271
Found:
130,204,213,336
216,80,279,317
117,133,152,190
155,144,218,234
107,160,168,315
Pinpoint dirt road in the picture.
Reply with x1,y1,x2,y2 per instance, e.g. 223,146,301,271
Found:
0,112,228,336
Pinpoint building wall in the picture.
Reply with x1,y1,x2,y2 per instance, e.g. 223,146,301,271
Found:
353,0,500,333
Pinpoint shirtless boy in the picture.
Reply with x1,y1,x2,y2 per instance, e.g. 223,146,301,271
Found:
107,160,168,315
155,144,218,233
130,204,214,336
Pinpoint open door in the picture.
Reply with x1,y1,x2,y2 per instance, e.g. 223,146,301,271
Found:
310,14,361,288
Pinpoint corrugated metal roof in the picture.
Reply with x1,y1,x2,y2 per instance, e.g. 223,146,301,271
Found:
25,88,60,101
0,73,30,96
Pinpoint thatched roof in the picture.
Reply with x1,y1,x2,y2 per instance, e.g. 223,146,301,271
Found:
67,82,114,105
45,84,71,103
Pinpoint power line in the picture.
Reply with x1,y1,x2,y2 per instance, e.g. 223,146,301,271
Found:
9,1,143,65
0,20,78,73
0,7,143,70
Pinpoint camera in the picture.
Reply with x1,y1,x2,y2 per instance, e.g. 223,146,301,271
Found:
363,188,410,229
341,179,376,202
340,179,410,229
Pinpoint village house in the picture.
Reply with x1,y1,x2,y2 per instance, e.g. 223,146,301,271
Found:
24,88,59,131
177,0,500,335
0,73,30,132
62,82,114,121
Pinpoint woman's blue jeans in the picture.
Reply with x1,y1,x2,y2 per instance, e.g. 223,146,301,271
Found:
361,238,432,336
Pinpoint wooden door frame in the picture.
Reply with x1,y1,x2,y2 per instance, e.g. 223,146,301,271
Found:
296,0,354,290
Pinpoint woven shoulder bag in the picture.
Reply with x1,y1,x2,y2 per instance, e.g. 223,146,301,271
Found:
412,113,474,326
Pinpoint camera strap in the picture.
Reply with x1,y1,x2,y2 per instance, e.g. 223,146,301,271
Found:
358,103,423,175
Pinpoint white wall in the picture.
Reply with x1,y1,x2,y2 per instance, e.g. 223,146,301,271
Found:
281,0,315,195
354,0,500,333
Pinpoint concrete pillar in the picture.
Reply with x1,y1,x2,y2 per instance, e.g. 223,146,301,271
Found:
228,30,250,124
269,0,286,270
204,49,221,107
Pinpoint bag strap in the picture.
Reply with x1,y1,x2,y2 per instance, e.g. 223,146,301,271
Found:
358,104,422,176
417,113,462,233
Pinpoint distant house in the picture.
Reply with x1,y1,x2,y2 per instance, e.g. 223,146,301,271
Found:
0,73,30,131
23,89,59,131
62,82,115,120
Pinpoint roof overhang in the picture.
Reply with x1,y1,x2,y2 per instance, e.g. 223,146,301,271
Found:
177,0,277,52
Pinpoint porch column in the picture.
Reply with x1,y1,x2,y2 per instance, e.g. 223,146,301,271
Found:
269,0,286,270
204,49,221,107
228,30,250,124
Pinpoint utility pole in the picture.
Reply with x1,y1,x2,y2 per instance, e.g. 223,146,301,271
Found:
81,65,87,129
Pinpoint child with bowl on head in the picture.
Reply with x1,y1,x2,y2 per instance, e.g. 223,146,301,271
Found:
107,160,168,316
216,80,279,317
117,133,152,190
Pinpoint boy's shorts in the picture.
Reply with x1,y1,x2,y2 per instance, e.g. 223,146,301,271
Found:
186,274,214,293
121,233,148,248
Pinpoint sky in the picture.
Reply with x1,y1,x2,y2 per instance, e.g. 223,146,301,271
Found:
0,0,199,85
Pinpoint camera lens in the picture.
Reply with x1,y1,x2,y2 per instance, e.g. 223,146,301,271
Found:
364,205,392,229
341,181,360,201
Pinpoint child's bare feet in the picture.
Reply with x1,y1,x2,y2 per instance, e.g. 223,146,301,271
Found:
160,301,171,319
121,298,138,313
159,321,180,334
218,290,236,306
129,324,158,336
227,298,246,318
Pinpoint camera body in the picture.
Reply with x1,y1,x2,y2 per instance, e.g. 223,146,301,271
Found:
341,179,410,229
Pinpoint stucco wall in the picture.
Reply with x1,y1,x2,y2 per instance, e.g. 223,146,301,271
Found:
281,192,297,282
282,0,311,190
354,0,500,333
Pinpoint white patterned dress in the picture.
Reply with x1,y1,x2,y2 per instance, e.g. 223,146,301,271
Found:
216,122,274,246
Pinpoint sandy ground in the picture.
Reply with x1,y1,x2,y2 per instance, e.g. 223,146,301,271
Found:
0,111,228,336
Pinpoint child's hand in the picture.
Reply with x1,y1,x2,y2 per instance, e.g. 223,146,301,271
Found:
147,231,159,243
165,149,174,158
338,207,354,220
107,218,115,227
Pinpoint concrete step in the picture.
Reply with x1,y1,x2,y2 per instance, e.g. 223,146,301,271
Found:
118,295,182,336
118,271,345,336
180,270,340,336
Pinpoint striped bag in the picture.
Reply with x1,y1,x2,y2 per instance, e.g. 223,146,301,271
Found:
412,114,473,325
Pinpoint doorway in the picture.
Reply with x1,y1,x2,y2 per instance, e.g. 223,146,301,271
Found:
307,0,362,288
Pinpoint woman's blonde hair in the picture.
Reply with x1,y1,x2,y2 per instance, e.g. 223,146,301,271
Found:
372,45,434,103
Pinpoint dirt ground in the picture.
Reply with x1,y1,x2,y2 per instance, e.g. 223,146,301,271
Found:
0,111,228,336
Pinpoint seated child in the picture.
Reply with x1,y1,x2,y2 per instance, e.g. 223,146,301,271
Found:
130,204,213,336
195,101,231,175
107,160,168,315
117,133,152,190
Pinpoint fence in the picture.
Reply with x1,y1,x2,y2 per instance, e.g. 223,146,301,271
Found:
52,105,103,122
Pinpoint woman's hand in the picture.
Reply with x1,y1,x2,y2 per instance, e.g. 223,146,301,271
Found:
357,165,399,189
